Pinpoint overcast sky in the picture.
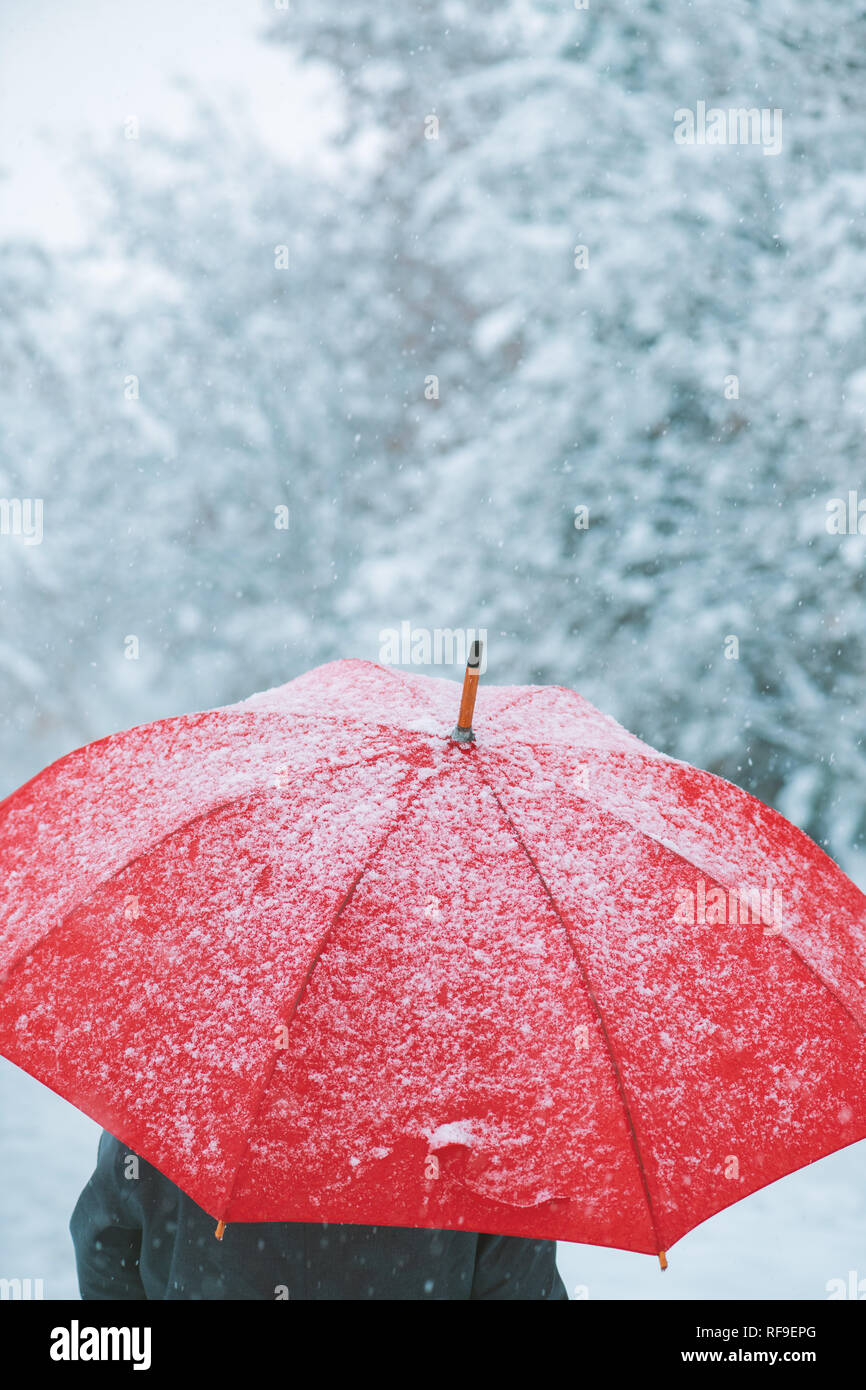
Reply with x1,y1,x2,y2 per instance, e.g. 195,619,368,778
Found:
0,0,333,246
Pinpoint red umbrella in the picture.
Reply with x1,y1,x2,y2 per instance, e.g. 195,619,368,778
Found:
1,651,865,1266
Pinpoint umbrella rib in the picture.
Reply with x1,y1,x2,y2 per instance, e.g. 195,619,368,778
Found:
475,758,666,1259
0,746,407,990
215,763,443,1222
0,711,441,825
0,707,356,817
597,811,866,1038
494,747,866,1037
553,755,866,1038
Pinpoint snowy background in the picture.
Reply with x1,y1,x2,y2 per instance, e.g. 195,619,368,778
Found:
1,0,865,1297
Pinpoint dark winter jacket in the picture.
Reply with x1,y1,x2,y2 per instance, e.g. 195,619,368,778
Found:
70,1131,569,1301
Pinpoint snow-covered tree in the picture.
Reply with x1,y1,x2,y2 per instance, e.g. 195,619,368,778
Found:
1,0,865,878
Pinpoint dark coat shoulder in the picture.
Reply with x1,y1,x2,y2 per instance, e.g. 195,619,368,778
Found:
70,1132,569,1301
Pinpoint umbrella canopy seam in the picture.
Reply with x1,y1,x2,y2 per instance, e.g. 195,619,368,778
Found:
476,755,666,1257
540,762,866,1039
0,745,410,990
214,761,447,1220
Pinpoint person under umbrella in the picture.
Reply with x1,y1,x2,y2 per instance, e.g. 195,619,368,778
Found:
71,1128,567,1300
3,646,865,1292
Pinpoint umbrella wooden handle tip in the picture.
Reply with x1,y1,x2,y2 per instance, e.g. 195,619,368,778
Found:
658,1250,668,1271
215,1220,226,1241
451,640,484,742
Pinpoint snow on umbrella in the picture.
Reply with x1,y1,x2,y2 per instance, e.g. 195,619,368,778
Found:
1,649,865,1267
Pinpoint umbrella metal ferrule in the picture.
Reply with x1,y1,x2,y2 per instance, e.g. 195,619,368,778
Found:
451,640,483,743
451,726,476,743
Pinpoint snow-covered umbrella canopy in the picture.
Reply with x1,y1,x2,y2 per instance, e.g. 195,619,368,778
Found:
1,654,865,1265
